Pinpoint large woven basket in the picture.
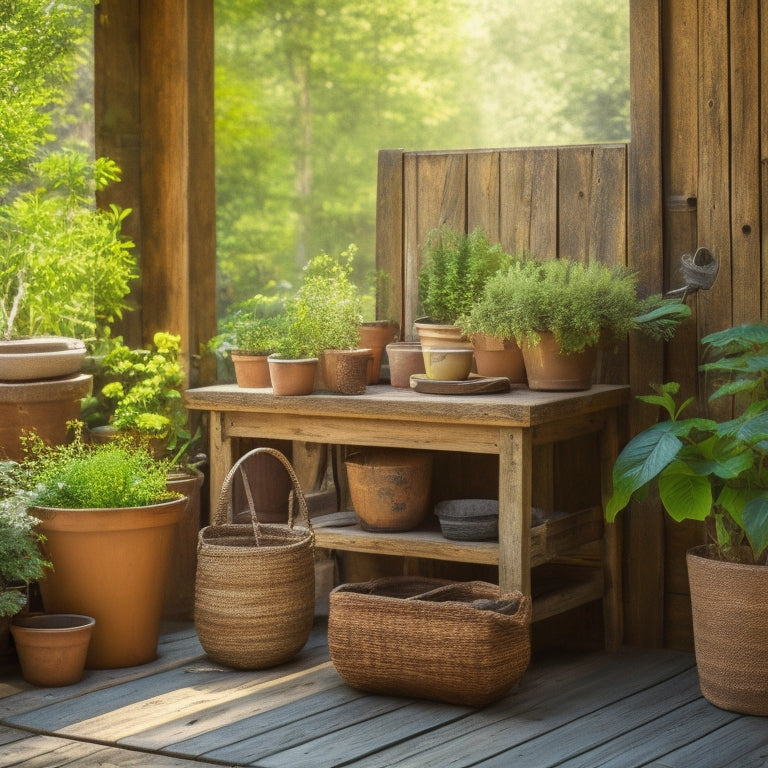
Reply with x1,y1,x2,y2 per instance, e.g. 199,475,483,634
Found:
328,576,531,707
194,448,315,669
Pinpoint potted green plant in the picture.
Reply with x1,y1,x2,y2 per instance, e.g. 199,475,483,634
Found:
606,323,768,716
463,258,690,390
416,226,512,349
231,315,285,388
4,425,186,669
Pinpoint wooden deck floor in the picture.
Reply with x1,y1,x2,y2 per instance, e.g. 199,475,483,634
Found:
1,619,766,768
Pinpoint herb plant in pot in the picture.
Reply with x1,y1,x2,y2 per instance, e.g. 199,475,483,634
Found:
231,315,285,388
606,323,768,715
474,258,690,390
293,248,369,395
7,426,186,669
416,226,512,350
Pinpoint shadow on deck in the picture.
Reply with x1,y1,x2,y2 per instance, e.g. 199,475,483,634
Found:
0,619,766,767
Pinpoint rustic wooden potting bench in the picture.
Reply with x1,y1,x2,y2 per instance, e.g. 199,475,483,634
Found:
184,383,629,649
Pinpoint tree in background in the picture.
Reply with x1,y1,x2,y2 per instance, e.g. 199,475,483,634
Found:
214,0,629,320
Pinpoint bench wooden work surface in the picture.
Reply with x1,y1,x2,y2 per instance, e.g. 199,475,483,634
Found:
184,383,629,649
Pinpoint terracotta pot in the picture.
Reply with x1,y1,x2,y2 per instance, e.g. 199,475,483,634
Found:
359,322,399,384
10,613,95,687
320,348,372,395
521,333,597,391
231,449,294,524
472,334,527,383
422,348,474,380
34,497,186,669
0,373,92,462
414,321,472,351
163,468,205,620
231,353,271,388
345,448,433,531
386,342,425,387
687,545,768,716
267,356,318,396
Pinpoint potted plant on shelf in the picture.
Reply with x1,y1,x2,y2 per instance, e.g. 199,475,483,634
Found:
416,226,512,350
293,247,369,395
467,257,690,390
606,323,768,716
3,425,186,669
231,315,285,388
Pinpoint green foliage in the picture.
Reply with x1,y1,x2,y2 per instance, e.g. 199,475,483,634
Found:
418,227,512,325
233,314,286,356
80,333,197,461
461,258,689,354
0,153,137,342
0,464,50,618
10,426,177,510
606,325,768,565
275,246,363,359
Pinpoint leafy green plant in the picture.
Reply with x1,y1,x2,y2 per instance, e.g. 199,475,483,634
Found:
418,226,512,325
233,314,285,356
460,257,690,354
0,465,50,618
80,332,198,463
274,246,363,359
12,426,177,510
606,323,768,565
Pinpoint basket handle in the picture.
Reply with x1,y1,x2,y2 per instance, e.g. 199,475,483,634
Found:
213,447,313,541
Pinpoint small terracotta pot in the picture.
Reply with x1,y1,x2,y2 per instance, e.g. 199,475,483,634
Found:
10,613,95,687
267,356,318,396
422,348,474,380
414,321,472,351
471,334,527,383
345,448,433,531
521,333,597,391
386,342,425,388
231,353,271,388
360,322,399,384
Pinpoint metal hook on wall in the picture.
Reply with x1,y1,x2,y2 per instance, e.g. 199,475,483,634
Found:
664,247,719,302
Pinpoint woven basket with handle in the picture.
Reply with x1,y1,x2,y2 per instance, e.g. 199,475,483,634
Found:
328,576,531,707
194,448,315,669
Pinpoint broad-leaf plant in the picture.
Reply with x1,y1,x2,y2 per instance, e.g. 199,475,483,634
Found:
607,323,768,564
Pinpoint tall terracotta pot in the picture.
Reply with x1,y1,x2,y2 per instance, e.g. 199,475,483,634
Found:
687,545,768,716
521,332,597,391
359,321,399,384
320,348,372,395
34,497,186,669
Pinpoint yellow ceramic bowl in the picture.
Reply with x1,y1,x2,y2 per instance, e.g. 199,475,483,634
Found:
422,348,474,381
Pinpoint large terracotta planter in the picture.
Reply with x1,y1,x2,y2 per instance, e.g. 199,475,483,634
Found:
34,497,186,669
231,353,271,388
687,545,768,716
414,321,472,351
0,337,86,381
360,322,399,384
267,356,318,396
320,348,372,395
163,468,205,620
471,334,526,383
521,333,597,391
10,613,95,687
345,448,433,531
0,373,92,462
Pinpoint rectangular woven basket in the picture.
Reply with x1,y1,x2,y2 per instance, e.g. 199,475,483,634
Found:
328,576,531,707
